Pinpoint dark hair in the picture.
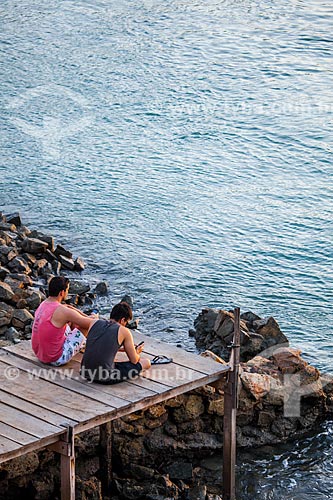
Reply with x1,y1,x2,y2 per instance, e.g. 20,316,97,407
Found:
110,302,133,322
48,276,69,297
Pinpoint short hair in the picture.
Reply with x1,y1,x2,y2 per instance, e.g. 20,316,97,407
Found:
48,276,69,297
110,302,133,322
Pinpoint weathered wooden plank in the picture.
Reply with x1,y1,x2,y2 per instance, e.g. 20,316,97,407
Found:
131,332,230,375
141,356,209,388
1,352,132,410
2,346,172,402
0,402,62,438
0,422,38,445
3,338,229,377
0,434,22,456
0,390,78,427
0,361,113,422
0,433,64,465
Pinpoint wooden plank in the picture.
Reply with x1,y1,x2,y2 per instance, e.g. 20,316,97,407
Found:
0,390,78,428
131,332,230,375
142,361,207,388
3,338,230,376
0,422,38,445
2,347,171,403
0,434,22,456
1,352,132,410
0,433,63,465
0,361,113,422
0,402,62,438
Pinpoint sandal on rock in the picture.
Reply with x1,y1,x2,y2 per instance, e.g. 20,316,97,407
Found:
151,355,173,365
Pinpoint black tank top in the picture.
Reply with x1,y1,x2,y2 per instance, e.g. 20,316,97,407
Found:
81,319,121,379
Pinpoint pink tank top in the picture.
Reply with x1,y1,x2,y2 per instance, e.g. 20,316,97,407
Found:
32,301,66,363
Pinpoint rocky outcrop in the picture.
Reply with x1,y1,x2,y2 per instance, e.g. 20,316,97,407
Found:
0,212,108,345
189,308,289,362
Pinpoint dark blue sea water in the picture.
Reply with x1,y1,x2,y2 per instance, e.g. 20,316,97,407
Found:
0,1,332,498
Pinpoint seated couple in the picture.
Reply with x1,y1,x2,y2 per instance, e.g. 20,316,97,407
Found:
32,276,151,384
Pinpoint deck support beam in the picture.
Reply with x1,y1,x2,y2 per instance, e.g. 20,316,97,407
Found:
49,426,75,500
99,421,113,496
223,307,240,500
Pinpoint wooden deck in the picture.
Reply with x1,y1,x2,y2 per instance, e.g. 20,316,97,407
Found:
0,332,231,498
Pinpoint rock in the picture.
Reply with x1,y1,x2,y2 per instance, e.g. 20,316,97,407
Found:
0,231,14,246
147,404,167,419
164,461,193,480
254,317,289,349
11,308,34,329
94,281,107,294
69,280,90,295
8,273,33,286
127,318,140,329
240,372,271,400
21,237,48,254
54,244,73,259
0,451,39,479
29,231,55,252
74,257,85,271
272,347,307,374
173,395,204,422
0,302,14,326
4,276,25,294
44,249,58,262
191,308,290,362
207,398,224,416
34,258,52,275
120,294,133,307
17,225,31,238
57,254,75,270
0,281,14,301
188,484,207,500
74,476,102,500
5,326,20,342
5,212,22,227
8,256,31,274
52,260,61,275
0,222,16,232
0,265,10,280
128,463,155,480
25,289,45,309
21,252,37,266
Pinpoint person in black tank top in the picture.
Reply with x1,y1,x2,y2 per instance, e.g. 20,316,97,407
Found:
81,302,151,384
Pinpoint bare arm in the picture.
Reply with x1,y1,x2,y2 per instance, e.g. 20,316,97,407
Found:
120,327,144,364
52,304,97,331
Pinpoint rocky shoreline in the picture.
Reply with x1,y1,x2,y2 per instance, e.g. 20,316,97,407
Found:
0,211,107,347
0,213,332,500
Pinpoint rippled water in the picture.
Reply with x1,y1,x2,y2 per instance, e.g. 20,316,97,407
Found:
0,0,332,497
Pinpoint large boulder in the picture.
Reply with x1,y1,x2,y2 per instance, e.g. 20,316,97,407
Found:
190,308,289,362
21,237,48,254
0,281,14,302
0,302,14,326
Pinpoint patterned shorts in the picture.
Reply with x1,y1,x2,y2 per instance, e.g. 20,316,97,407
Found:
50,326,86,367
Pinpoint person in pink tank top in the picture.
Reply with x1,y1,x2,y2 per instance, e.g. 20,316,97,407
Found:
32,276,98,366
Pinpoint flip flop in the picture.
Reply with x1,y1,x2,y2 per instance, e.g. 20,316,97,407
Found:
151,355,173,365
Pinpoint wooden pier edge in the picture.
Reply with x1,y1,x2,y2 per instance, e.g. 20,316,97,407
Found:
223,307,241,500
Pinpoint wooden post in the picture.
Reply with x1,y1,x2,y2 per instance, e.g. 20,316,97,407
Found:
60,425,75,500
99,421,112,496
223,307,240,500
